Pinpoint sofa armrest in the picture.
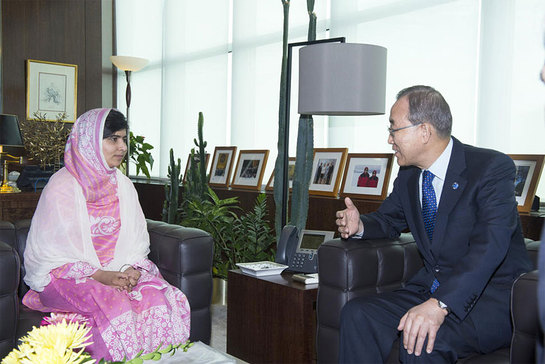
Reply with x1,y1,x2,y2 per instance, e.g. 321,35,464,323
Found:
316,233,421,363
146,219,214,344
510,270,538,364
0,240,20,359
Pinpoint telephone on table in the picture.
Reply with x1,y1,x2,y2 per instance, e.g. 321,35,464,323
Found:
275,225,334,274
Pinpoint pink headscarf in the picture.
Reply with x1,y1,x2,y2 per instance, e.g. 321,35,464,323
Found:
64,108,118,203
64,108,122,264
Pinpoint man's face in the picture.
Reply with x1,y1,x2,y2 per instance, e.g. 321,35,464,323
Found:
388,96,424,167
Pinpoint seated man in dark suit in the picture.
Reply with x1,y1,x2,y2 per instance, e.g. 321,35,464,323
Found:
336,85,532,363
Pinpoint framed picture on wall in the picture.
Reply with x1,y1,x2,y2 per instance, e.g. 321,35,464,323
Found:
509,154,544,213
340,153,394,200
183,152,210,183
209,146,237,187
26,59,78,122
231,150,269,190
308,148,348,197
265,157,296,191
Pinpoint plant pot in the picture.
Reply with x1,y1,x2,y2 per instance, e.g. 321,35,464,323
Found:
212,277,227,306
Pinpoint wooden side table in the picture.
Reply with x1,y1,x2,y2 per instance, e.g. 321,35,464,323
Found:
227,269,318,363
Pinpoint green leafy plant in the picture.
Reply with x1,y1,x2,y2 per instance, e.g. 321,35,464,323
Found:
129,132,154,179
182,187,240,279
182,188,276,280
232,193,276,265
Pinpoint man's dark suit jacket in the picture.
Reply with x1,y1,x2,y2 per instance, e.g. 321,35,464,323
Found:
360,137,532,352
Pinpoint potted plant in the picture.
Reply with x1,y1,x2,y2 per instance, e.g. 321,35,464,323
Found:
182,188,276,304
178,112,276,303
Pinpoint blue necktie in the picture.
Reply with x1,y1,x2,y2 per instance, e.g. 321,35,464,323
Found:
422,170,437,243
422,170,439,293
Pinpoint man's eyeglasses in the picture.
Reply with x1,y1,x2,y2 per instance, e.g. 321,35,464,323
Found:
387,123,421,137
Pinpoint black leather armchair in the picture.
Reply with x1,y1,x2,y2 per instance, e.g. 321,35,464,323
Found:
0,219,214,359
317,233,540,363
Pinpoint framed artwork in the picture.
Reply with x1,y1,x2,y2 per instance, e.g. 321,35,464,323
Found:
209,146,237,187
509,154,544,213
26,59,78,122
265,157,296,191
309,148,348,197
183,152,210,183
231,150,269,190
340,153,394,200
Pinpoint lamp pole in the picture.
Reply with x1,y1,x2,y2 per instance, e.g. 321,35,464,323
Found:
280,37,346,228
124,70,132,176
110,55,149,177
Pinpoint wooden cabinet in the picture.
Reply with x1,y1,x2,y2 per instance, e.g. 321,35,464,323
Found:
0,192,41,222
227,270,318,363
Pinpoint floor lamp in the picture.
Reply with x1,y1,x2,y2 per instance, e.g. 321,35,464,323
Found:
110,55,149,176
280,38,387,227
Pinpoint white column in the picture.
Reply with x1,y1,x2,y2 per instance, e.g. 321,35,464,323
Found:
475,0,515,150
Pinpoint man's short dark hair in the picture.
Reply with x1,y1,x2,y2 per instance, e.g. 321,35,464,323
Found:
396,85,452,139
103,109,128,139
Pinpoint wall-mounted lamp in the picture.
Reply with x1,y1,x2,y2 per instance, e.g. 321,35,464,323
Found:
0,114,24,193
110,55,149,175
280,38,387,227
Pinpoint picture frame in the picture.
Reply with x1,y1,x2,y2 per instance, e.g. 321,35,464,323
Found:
26,59,78,122
231,150,269,190
509,154,544,213
309,148,348,197
208,146,237,187
340,153,394,200
265,157,296,191
183,152,210,183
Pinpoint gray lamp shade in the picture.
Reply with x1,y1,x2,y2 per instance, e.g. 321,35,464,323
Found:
298,43,387,115
0,114,23,146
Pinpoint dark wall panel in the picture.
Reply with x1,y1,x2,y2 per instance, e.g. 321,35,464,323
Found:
1,0,102,120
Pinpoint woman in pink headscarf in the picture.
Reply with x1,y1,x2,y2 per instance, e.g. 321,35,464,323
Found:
22,108,190,361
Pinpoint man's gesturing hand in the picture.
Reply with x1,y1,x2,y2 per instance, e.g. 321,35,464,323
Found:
335,197,363,239
397,298,448,356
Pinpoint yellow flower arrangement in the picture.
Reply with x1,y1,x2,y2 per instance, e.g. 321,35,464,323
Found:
2,313,193,364
1,319,94,364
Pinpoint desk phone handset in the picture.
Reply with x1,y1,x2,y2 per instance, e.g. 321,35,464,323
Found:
275,225,335,274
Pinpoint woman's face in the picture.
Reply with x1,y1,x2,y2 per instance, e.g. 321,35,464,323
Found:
102,130,128,168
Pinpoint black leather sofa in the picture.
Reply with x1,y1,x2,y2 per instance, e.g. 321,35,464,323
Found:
317,233,540,363
0,219,214,359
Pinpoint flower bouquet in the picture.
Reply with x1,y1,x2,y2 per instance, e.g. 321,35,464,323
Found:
2,315,95,364
2,314,193,364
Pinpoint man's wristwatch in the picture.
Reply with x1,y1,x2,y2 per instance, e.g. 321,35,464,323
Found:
437,299,451,314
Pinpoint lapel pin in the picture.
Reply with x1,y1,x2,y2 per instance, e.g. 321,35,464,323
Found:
452,182,459,190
